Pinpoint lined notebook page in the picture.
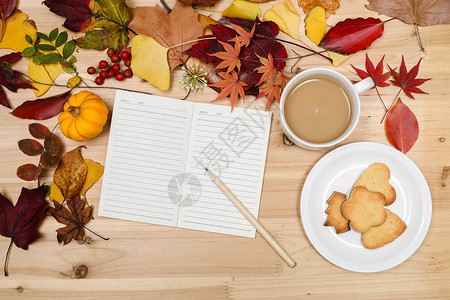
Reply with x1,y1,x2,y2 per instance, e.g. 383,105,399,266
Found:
98,91,194,226
177,103,272,238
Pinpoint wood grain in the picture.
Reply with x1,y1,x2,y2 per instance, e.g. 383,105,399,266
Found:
0,0,449,298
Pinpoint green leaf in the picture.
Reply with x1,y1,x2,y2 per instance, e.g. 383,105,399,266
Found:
62,40,76,59
68,56,77,64
22,47,37,57
56,31,68,47
33,52,44,64
37,44,56,51
38,32,49,41
25,34,34,45
75,24,127,50
40,53,62,64
49,28,59,41
61,60,76,73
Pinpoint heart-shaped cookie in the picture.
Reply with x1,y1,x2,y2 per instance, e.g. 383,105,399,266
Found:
353,163,396,205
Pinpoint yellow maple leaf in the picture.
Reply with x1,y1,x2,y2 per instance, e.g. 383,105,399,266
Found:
131,35,170,91
222,0,261,20
263,0,301,40
305,6,327,45
0,10,37,52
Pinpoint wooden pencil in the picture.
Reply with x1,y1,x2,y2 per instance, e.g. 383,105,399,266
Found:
206,167,297,268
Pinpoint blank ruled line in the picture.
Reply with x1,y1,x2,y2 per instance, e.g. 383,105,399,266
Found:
118,105,188,119
108,187,169,196
105,193,171,206
110,150,182,163
181,219,252,232
107,166,175,177
105,203,173,216
114,139,183,154
115,145,183,159
115,128,186,142
108,174,170,185
117,112,187,122
190,140,264,151
111,154,180,167
103,209,173,221
109,162,179,173
196,117,265,129
106,198,174,211
182,209,246,220
116,121,186,131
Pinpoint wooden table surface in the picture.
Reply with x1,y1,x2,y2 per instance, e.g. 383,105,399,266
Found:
1,0,449,298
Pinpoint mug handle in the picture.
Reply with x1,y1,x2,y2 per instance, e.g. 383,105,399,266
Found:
353,77,375,94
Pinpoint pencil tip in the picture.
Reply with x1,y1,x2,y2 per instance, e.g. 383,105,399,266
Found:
204,167,209,171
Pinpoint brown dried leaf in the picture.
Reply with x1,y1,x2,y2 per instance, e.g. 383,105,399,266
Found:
366,0,450,26
53,147,87,200
48,196,93,245
128,2,205,69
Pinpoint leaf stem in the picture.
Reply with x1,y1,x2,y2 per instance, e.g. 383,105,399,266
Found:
414,23,425,52
380,88,402,123
375,86,387,112
168,37,216,50
273,38,332,62
83,226,109,241
4,238,13,276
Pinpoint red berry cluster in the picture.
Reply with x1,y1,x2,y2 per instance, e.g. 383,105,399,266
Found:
87,48,133,85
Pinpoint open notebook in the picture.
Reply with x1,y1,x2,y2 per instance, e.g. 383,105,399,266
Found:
98,90,272,238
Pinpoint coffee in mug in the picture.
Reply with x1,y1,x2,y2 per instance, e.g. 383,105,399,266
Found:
284,76,352,143
279,68,374,150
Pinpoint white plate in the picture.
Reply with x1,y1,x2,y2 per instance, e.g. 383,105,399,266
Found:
300,142,432,273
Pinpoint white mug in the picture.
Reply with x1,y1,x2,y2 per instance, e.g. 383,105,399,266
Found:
279,68,374,150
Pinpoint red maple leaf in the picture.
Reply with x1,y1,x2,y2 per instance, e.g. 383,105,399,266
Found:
256,53,277,85
210,71,247,111
257,81,281,110
0,52,35,108
388,56,430,99
230,22,255,48
351,54,390,87
0,186,48,276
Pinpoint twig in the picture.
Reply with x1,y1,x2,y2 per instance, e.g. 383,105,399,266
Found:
160,0,172,13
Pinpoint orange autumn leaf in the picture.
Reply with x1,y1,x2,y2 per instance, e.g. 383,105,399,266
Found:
211,40,242,73
258,81,281,110
298,0,341,17
276,70,292,89
211,71,247,111
230,22,255,47
256,53,277,85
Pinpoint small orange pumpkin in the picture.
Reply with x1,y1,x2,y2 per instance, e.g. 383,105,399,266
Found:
59,91,108,141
